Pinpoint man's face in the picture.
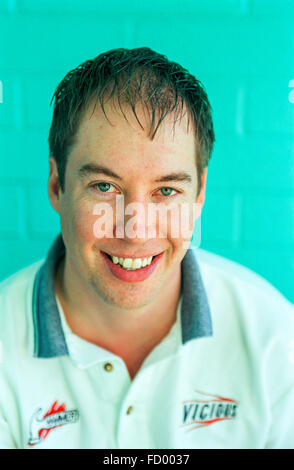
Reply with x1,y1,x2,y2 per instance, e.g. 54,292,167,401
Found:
49,100,207,310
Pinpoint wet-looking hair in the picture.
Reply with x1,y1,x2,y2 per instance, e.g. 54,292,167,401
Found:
48,47,215,194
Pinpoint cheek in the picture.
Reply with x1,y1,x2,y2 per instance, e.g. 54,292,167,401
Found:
66,200,101,244
164,203,197,244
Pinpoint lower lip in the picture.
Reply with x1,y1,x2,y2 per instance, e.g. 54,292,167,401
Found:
101,251,164,283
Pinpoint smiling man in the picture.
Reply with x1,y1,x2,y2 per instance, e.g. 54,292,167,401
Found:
51,95,204,380
0,47,294,449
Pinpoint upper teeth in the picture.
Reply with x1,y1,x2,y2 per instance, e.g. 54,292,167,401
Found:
111,255,154,270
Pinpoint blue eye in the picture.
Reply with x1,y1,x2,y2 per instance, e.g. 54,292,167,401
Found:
93,182,116,193
91,183,178,198
160,187,176,196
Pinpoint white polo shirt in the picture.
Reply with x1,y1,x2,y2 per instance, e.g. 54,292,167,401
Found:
0,233,293,449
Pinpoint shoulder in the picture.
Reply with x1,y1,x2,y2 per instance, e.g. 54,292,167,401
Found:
0,260,45,357
192,249,294,398
193,248,294,339
195,248,286,296
0,259,44,307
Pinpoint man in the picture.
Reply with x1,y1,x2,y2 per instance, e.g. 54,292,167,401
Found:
0,47,293,449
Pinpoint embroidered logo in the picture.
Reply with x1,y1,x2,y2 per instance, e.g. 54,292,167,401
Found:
181,390,239,432
27,400,79,446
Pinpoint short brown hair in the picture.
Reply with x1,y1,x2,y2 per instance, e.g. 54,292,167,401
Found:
48,47,215,194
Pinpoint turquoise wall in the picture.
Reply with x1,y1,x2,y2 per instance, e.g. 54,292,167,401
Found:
0,0,293,302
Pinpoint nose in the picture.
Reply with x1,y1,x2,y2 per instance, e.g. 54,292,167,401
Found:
114,193,158,243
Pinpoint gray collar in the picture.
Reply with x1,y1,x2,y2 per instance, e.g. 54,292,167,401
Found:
32,233,213,358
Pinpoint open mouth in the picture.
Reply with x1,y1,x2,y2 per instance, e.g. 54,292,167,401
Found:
102,252,160,270
101,250,164,283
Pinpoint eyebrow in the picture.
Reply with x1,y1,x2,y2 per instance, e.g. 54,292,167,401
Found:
78,163,193,185
78,163,122,180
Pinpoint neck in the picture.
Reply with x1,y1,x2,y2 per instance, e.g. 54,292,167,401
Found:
54,254,181,358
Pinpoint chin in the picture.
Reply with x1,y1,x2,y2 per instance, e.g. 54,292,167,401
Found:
92,280,158,310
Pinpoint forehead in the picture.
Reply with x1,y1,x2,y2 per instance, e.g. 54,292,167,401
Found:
68,99,197,172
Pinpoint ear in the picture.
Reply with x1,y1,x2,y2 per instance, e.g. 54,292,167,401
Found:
195,167,208,219
48,156,62,215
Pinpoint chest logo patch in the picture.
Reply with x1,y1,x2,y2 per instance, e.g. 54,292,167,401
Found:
27,400,79,446
181,390,239,432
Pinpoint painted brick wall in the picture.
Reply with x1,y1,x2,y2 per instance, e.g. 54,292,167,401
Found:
0,0,293,302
